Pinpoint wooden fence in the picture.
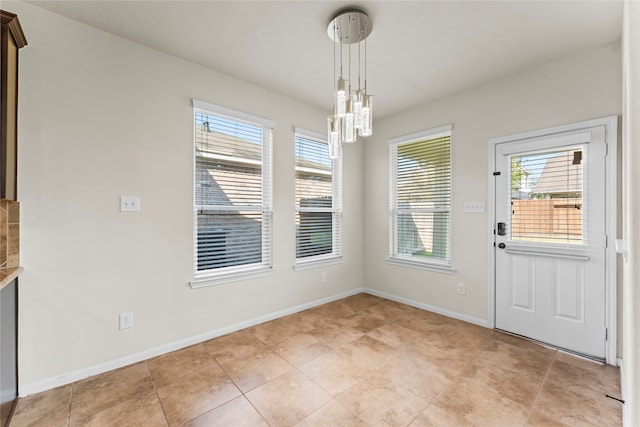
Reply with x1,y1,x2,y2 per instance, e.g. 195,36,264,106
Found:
511,198,582,241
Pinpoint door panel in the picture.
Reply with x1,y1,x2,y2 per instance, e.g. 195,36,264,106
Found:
495,126,606,359
553,261,584,322
509,255,535,311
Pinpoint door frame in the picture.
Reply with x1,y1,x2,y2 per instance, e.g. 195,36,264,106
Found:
487,116,618,365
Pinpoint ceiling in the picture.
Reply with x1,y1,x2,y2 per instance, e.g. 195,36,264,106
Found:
26,1,622,119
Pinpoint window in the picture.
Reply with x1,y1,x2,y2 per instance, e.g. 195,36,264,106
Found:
389,125,453,272
295,128,342,268
510,146,584,245
191,100,273,287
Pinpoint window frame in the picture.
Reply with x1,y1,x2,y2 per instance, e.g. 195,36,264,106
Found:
190,99,274,288
294,128,343,271
388,124,454,273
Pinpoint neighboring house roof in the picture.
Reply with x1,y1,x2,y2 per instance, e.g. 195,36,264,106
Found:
296,158,331,173
532,151,582,194
195,127,262,162
195,127,331,173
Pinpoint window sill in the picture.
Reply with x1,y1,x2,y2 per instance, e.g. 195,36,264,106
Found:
190,266,273,288
294,256,344,271
387,257,455,274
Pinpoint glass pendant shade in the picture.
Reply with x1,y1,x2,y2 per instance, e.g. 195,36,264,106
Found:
353,90,364,130
335,78,346,117
329,134,342,159
327,115,342,160
327,115,342,159
359,94,373,137
343,99,356,143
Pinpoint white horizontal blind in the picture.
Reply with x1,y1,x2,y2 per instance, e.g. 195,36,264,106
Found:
510,146,584,245
295,131,342,262
194,106,272,280
390,131,452,266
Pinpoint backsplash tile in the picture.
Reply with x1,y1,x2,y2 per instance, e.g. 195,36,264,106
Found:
0,199,19,269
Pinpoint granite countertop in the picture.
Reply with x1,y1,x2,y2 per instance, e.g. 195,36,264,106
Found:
0,267,23,290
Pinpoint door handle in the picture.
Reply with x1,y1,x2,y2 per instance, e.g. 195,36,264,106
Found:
498,242,506,249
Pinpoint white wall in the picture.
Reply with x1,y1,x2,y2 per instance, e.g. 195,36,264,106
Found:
10,2,363,392
622,1,640,424
363,43,621,324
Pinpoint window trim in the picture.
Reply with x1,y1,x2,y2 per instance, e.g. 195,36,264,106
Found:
190,99,274,288
192,99,275,128
388,124,454,272
294,127,343,270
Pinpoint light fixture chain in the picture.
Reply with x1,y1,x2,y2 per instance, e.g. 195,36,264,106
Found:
364,17,367,91
358,16,361,91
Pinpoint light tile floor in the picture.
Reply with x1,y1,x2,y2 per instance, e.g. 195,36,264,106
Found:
10,293,622,426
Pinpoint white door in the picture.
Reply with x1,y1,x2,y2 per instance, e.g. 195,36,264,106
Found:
494,125,607,359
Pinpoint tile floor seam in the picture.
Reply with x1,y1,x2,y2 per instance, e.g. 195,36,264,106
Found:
293,363,339,398
212,360,242,393
523,348,558,425
290,397,337,426
471,337,551,388
370,359,435,415
240,392,272,427
244,369,333,426
448,329,496,383
248,361,293,394
400,384,433,427
66,382,74,427
144,360,172,427
412,333,495,424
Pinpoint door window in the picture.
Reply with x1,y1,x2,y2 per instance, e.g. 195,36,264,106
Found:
509,146,584,245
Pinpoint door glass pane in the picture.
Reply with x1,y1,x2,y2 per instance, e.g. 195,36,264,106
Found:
510,147,583,244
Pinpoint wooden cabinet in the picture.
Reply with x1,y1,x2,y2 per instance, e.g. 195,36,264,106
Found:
1,10,27,201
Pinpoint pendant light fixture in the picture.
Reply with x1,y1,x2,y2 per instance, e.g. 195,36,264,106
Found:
327,9,373,159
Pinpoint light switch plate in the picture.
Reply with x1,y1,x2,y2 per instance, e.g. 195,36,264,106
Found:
120,196,140,212
464,201,485,213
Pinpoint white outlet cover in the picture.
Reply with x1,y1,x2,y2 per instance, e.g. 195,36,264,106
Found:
120,196,140,212
119,312,133,329
457,283,466,295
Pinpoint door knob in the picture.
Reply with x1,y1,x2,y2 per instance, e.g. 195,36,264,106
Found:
498,242,506,249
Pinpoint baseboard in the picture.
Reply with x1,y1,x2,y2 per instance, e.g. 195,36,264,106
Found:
19,287,365,397
363,287,490,328
20,286,490,396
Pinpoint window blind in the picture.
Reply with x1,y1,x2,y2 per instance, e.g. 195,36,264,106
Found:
390,130,452,266
510,147,584,245
295,131,342,262
193,107,272,282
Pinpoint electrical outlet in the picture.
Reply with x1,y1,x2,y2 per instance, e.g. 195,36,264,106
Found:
120,196,140,212
457,282,466,295
320,272,327,282
119,312,133,330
